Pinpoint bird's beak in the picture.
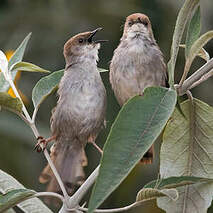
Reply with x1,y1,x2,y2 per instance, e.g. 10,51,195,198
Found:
88,28,108,43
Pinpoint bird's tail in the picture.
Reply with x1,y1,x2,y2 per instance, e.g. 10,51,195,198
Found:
39,138,87,195
140,145,154,164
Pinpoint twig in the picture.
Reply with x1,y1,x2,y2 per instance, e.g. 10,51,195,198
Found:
8,78,32,122
189,69,213,90
68,165,100,208
35,192,64,202
178,58,213,95
7,78,69,201
78,201,145,213
43,148,69,201
186,90,193,101
32,107,38,123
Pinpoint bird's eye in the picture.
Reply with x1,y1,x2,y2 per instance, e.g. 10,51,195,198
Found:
142,20,148,27
128,21,133,26
78,38,84,43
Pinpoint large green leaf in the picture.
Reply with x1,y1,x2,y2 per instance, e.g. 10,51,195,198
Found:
10,62,50,73
185,6,201,58
0,33,31,92
167,0,199,87
0,169,53,213
32,69,64,109
159,99,213,213
88,87,177,213
136,188,178,202
0,189,35,212
180,45,210,62
184,31,213,78
8,33,32,70
0,92,22,114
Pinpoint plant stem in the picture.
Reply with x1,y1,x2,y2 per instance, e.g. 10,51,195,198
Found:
177,58,213,95
8,79,31,121
43,148,69,201
79,201,145,213
35,192,64,202
69,165,100,208
7,78,69,201
32,107,38,123
189,69,213,90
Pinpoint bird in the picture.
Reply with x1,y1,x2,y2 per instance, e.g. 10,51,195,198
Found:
110,13,167,164
38,28,107,195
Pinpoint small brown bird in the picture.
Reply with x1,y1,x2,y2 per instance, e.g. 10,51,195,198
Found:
39,28,107,194
110,13,167,164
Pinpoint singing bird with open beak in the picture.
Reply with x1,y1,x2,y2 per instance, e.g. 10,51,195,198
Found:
38,28,107,194
110,13,167,164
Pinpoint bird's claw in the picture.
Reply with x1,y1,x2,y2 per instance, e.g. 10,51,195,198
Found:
34,136,47,152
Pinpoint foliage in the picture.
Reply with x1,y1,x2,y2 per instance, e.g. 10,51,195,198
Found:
0,0,213,212
88,87,177,212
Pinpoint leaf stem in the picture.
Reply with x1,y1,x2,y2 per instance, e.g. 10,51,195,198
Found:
177,58,213,95
78,201,145,213
35,192,64,202
189,69,213,90
8,79,31,121
68,165,100,208
32,107,38,123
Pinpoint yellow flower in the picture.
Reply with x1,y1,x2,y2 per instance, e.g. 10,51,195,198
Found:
4,50,28,104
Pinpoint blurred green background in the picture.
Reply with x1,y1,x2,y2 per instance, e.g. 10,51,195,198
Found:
0,0,213,212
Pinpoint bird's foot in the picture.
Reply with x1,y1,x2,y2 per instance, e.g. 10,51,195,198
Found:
34,136,47,152
88,135,103,154
34,136,56,152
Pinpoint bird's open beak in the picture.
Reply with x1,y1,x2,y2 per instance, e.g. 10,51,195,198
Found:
88,28,108,43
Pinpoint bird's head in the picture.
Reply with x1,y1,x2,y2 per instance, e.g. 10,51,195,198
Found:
123,13,154,41
64,28,106,64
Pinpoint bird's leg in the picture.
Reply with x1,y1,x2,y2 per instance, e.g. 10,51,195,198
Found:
88,135,103,154
34,135,56,152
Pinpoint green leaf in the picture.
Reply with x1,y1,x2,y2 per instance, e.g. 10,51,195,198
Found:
32,69,64,109
144,176,213,189
167,0,199,88
180,44,210,62
88,87,177,213
10,62,50,73
197,47,210,62
184,31,213,76
185,6,201,58
8,33,32,70
0,33,31,92
0,169,53,213
176,96,186,119
5,208,16,213
159,99,213,213
0,189,35,212
0,92,22,114
136,188,178,202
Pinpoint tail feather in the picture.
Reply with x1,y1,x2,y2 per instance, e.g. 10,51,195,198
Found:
140,145,154,164
39,138,87,195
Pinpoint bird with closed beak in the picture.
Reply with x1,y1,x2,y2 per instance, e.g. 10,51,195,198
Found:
38,28,107,195
110,13,167,164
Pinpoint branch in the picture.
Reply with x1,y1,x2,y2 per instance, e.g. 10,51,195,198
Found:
189,69,213,90
35,192,64,202
7,78,69,201
68,165,100,208
78,201,145,213
177,58,213,95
